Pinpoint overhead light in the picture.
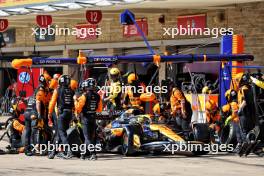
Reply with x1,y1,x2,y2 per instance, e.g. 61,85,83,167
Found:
32,5,57,12
75,1,95,7
68,3,83,9
49,4,69,10
79,0,101,4
24,7,44,11
96,0,113,6
2,8,30,15
49,3,83,10
0,10,10,17
108,0,123,4
123,0,144,3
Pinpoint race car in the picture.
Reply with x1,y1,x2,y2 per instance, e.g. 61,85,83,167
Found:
98,109,211,156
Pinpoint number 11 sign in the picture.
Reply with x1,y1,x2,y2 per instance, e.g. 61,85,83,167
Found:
36,15,52,28
86,10,102,25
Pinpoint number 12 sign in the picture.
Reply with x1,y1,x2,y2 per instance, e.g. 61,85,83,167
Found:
86,10,102,25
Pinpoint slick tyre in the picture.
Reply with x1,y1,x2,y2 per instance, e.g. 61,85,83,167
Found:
122,126,135,156
67,126,83,157
220,123,236,146
193,123,210,143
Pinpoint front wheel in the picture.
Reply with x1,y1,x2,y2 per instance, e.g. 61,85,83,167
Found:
122,128,135,156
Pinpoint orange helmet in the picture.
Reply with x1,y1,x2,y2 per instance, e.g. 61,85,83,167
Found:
140,92,156,102
70,79,78,91
205,100,217,111
49,79,58,89
127,73,138,84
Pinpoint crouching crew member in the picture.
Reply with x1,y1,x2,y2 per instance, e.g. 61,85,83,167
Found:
123,73,143,110
75,78,102,160
205,100,221,141
170,86,192,131
48,75,75,159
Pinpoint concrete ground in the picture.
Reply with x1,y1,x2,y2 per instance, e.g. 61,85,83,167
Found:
0,116,263,176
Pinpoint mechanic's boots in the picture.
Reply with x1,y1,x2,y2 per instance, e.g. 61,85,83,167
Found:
24,146,33,156
56,152,66,159
89,154,97,161
80,154,86,161
48,150,56,159
64,150,73,159
233,143,242,154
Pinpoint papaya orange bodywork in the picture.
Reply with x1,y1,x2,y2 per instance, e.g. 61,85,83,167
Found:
150,124,185,142
111,128,124,137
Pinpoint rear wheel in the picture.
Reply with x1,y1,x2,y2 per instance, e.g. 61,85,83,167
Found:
193,123,210,143
192,123,210,155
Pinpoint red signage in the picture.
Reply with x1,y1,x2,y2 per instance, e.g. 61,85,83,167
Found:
16,68,41,97
86,10,102,24
36,15,52,28
123,19,148,37
0,19,8,32
75,24,98,40
177,14,206,31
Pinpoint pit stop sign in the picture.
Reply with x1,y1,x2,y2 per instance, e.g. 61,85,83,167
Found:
36,15,52,28
86,10,102,24
0,19,8,32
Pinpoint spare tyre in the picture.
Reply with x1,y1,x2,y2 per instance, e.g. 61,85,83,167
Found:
193,123,210,143
220,123,237,146
67,126,83,157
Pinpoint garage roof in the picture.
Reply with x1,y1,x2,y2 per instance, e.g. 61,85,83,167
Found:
0,0,261,17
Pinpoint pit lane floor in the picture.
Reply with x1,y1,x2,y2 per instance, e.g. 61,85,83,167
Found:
0,117,263,176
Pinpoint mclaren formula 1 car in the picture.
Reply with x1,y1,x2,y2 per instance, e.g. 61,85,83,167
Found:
98,109,211,156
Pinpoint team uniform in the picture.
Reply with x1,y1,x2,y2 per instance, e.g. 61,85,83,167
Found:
170,87,192,130
75,78,102,160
